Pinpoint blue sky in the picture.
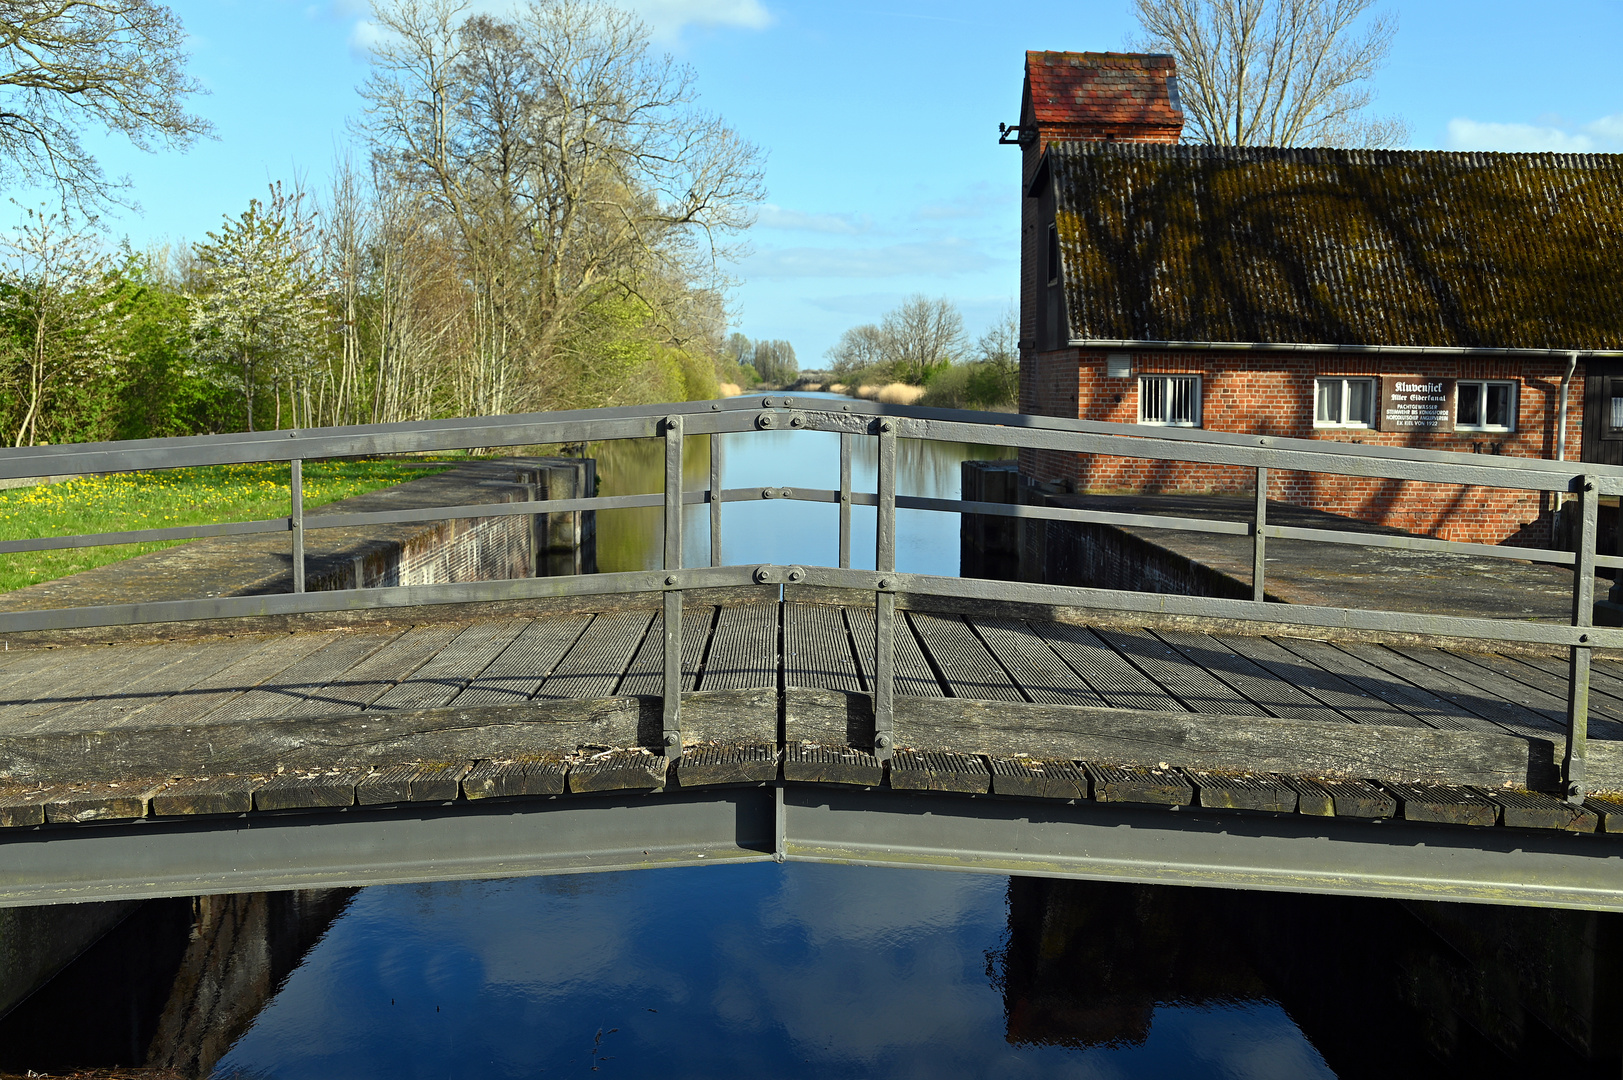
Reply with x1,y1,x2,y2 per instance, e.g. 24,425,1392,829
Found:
38,0,1623,368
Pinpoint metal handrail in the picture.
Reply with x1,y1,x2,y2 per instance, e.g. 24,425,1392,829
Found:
0,395,1610,802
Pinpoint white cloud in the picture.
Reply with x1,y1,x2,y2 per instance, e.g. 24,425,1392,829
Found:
747,239,999,280
622,0,772,41
1445,114,1623,153
347,18,383,59
914,182,1010,222
757,204,873,235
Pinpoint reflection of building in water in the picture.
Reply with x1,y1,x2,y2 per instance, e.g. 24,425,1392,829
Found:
0,889,355,1078
994,878,1623,1073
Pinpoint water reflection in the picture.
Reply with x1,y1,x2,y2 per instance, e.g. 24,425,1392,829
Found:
588,394,1015,574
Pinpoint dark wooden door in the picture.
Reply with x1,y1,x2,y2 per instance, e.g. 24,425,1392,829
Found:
1581,360,1623,466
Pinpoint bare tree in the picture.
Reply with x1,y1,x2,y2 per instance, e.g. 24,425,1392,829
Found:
358,0,764,415
0,0,212,211
827,295,964,385
1132,0,1406,147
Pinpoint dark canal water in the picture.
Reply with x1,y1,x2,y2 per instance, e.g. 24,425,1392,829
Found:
2,402,1619,1077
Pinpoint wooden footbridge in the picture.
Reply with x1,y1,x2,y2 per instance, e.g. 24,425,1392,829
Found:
2,397,1623,912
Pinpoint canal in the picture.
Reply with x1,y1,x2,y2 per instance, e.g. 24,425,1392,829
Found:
0,404,1619,1077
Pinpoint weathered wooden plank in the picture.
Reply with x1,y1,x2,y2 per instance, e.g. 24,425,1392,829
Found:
115,633,339,728
0,641,190,727
1285,776,1396,818
782,742,882,786
987,757,1087,800
681,687,778,747
1187,771,1298,813
783,603,863,693
357,762,471,805
1029,621,1184,712
1153,630,1352,725
1214,634,1429,727
1084,764,1192,806
1385,644,1572,734
891,696,1552,789
151,775,256,816
452,616,592,706
1504,651,1623,715
676,743,778,786
844,605,944,697
1336,642,1550,739
701,603,779,691
1588,795,1623,834
0,644,138,721
368,620,532,711
0,783,52,827
1487,789,1598,832
1268,638,1488,731
890,749,990,794
254,767,367,811
463,759,567,800
43,780,159,824
0,696,646,784
1458,650,1623,727
616,606,711,696
536,611,652,700
784,686,872,748
20,638,261,734
274,624,463,719
194,632,401,724
1382,781,1499,827
1091,628,1261,717
968,618,1108,707
905,612,1023,702
568,749,667,793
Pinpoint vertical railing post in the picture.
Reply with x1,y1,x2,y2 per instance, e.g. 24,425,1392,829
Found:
839,432,853,569
873,419,897,762
709,431,724,568
1566,473,1598,804
663,415,684,762
1252,466,1268,603
290,457,305,593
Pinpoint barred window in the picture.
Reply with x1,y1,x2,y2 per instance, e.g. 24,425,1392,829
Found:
1139,375,1201,427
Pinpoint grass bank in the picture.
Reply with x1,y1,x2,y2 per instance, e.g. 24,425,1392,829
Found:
0,459,454,593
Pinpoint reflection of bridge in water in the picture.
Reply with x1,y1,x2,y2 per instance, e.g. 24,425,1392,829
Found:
1,397,1623,911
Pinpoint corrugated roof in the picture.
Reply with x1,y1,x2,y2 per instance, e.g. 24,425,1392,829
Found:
1050,142,1623,350
1025,51,1182,131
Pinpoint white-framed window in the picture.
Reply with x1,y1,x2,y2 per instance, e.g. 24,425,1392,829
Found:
1456,380,1516,431
1314,377,1376,428
1138,375,1201,426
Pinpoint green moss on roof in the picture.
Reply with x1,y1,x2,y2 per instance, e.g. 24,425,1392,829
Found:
1050,143,1623,350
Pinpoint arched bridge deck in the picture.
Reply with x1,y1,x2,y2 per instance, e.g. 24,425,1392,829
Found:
1,396,1622,910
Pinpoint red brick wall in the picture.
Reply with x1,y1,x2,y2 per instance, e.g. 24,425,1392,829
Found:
1021,348,1581,546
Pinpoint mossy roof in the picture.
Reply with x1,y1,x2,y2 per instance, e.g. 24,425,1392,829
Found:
1049,142,1623,351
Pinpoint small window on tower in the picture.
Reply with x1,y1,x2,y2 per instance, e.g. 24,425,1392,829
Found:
1047,224,1060,286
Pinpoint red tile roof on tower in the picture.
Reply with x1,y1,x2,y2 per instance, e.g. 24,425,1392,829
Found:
1024,51,1183,134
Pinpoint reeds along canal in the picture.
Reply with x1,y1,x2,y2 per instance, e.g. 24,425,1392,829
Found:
2,412,1621,1077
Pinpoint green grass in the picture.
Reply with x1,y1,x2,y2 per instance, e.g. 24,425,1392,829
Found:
0,459,455,592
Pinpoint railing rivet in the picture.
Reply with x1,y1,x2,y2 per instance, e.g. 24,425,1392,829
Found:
1581,633,1590,643
665,415,682,431
877,577,892,589
879,419,895,433
761,487,772,498
754,565,773,583
787,566,805,582
875,735,890,750
665,734,678,747
710,402,721,410
756,412,777,430
666,574,678,586
789,416,804,428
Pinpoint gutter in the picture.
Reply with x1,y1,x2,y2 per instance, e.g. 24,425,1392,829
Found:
1071,338,1623,361
1557,351,1579,463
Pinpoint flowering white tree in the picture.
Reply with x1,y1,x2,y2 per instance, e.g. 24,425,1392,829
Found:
190,184,328,431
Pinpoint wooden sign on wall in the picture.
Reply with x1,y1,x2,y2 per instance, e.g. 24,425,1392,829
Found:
1378,376,1454,432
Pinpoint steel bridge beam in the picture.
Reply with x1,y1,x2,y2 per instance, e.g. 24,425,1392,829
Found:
1,787,1620,912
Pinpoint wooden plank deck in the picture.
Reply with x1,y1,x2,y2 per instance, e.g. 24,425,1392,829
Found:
1,594,1622,838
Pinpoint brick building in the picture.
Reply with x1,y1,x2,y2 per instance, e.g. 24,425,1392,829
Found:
1012,50,1623,546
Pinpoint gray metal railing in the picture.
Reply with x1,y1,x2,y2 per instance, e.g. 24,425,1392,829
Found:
2,394,1620,803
